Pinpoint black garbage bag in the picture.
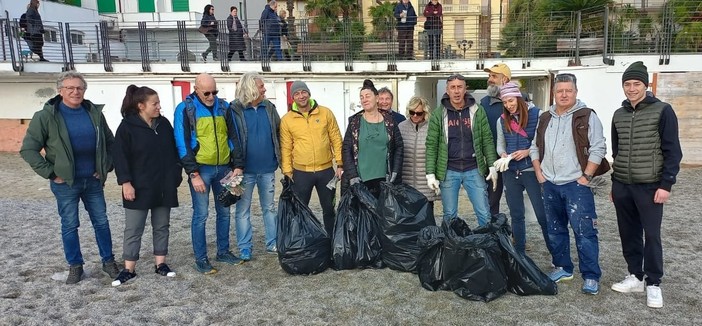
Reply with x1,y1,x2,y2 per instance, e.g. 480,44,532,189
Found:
332,182,385,270
416,225,445,291
490,214,558,296
276,178,331,275
378,182,436,273
442,218,507,302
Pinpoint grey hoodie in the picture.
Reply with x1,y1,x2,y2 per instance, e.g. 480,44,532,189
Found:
529,99,606,185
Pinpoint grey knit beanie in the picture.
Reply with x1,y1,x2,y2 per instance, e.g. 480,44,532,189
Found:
290,80,310,95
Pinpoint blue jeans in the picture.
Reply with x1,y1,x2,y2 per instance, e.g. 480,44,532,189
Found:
543,180,601,281
189,165,232,261
234,172,277,251
49,177,114,266
263,35,283,61
503,170,552,255
440,169,491,227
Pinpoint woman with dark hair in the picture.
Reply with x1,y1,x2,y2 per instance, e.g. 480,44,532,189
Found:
201,4,219,61
227,6,247,61
494,82,551,255
111,85,183,286
25,0,47,61
342,79,403,198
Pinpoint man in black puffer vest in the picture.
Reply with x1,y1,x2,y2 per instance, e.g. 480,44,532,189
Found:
609,61,683,309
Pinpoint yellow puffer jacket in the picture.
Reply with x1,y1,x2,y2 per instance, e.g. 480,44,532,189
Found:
280,100,343,174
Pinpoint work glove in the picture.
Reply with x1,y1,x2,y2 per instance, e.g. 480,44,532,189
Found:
585,175,608,196
486,167,498,191
426,174,441,196
388,172,397,183
350,177,361,186
493,155,513,172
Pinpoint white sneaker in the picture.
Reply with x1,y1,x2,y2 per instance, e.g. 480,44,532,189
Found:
647,285,663,308
611,274,645,293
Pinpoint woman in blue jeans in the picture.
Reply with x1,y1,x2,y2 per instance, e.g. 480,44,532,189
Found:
494,82,552,255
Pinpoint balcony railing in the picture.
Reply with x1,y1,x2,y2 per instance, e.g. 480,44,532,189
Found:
1,2,700,73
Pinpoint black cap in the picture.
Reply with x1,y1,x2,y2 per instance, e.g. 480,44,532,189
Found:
622,61,649,86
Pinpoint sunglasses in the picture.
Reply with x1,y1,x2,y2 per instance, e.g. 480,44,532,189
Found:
202,90,219,97
409,110,425,117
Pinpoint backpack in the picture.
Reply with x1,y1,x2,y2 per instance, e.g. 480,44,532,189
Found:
536,108,610,176
19,13,27,30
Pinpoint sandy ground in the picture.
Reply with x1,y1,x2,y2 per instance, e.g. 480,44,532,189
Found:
1,151,701,325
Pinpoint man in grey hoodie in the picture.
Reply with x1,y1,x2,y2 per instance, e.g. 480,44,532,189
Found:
529,73,606,295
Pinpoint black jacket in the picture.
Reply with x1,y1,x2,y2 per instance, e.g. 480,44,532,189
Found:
227,15,246,50
113,114,183,209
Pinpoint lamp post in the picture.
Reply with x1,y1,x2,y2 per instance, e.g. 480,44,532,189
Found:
457,39,473,58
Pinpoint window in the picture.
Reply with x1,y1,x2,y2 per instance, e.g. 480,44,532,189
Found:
44,29,58,43
71,33,84,45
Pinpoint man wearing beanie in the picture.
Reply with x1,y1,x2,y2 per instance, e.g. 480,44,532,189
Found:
610,61,682,309
481,63,513,216
280,80,344,236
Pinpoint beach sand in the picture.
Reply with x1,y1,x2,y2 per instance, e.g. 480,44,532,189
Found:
1,152,700,325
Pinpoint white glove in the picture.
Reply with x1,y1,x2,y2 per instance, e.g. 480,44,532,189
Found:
486,167,498,191
426,174,441,196
493,155,513,172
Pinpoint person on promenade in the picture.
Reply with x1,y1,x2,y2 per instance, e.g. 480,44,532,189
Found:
530,72,606,295
227,6,248,61
398,96,439,207
111,85,182,286
201,4,219,62
394,0,417,60
174,73,244,274
260,0,282,61
494,82,551,255
279,10,292,61
342,79,403,199
609,61,683,309
425,74,498,227
423,0,443,60
280,80,343,236
20,71,120,284
25,0,47,61
378,87,406,124
481,63,514,216
230,72,281,261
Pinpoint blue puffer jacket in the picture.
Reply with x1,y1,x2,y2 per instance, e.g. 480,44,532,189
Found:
260,5,281,37
500,107,539,171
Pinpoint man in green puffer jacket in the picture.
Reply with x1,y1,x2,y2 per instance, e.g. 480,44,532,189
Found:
20,71,120,284
425,74,498,227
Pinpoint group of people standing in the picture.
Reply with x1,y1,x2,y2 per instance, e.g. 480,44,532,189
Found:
21,61,681,310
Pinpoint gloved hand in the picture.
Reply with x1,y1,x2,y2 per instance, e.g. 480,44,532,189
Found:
486,167,498,191
493,155,513,172
350,177,361,186
426,174,441,196
388,172,397,183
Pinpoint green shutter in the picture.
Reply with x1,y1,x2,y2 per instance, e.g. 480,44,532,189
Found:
64,0,82,6
138,0,156,13
172,0,189,12
97,0,116,14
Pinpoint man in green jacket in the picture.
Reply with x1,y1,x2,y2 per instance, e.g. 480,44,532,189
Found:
426,74,498,227
20,71,120,284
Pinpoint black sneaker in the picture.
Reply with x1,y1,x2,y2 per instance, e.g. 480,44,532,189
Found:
102,259,120,279
66,264,83,285
155,263,176,277
201,52,207,62
111,269,136,287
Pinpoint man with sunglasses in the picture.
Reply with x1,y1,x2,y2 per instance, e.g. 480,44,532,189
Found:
174,73,245,274
426,74,498,227
530,72,606,295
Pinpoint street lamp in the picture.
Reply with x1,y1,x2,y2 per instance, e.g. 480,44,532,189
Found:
457,39,473,58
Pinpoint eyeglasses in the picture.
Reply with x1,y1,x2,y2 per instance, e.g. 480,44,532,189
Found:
447,74,466,81
202,90,219,97
409,110,425,117
61,86,86,93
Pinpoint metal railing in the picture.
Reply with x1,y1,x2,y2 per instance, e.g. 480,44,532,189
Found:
1,2,700,73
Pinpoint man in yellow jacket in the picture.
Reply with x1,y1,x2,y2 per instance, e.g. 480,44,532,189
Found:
280,80,344,236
